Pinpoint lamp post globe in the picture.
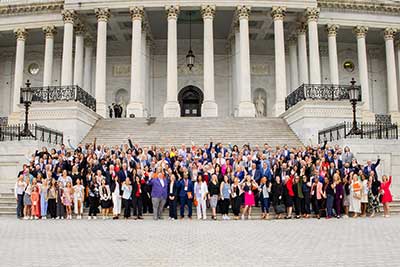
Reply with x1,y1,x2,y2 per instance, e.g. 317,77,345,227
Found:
20,80,34,137
347,78,362,136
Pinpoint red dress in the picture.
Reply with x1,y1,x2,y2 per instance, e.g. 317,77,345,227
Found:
381,176,393,204
31,191,40,217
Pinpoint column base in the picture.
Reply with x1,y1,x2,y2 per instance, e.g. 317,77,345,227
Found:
96,102,107,118
201,101,218,117
163,101,180,117
390,111,400,124
238,101,255,117
273,101,286,117
126,102,144,118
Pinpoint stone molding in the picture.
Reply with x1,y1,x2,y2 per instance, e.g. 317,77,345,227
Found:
271,6,286,21
0,1,63,15
326,24,339,37
165,5,180,20
201,5,216,20
236,5,251,20
95,8,111,22
14,28,27,41
318,0,400,14
130,6,144,21
353,25,368,38
42,25,57,39
62,9,76,24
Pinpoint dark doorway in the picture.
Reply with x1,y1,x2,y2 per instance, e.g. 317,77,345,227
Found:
178,86,203,117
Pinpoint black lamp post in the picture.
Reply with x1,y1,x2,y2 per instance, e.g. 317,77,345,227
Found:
347,78,362,136
19,80,34,137
186,11,195,70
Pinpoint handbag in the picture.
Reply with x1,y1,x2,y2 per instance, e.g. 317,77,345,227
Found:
193,197,198,207
275,204,285,214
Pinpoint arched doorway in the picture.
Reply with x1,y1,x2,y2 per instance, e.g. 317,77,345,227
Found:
178,86,203,117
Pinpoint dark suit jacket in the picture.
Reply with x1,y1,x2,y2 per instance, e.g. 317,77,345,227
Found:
118,169,132,183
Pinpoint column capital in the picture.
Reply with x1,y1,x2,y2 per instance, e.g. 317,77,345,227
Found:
305,7,319,22
201,5,216,20
326,24,339,37
74,22,85,36
61,9,76,24
288,36,297,46
271,6,286,21
14,28,27,41
236,5,251,20
296,22,307,35
165,5,180,20
384,27,397,40
353,26,368,38
42,25,57,39
84,35,94,47
130,6,144,21
95,8,111,22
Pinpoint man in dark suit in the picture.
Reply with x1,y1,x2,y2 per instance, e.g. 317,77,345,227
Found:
248,163,261,182
363,157,380,178
260,161,273,182
177,175,194,219
118,163,132,183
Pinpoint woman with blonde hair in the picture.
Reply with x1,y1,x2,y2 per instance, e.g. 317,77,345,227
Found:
380,175,393,218
349,173,361,218
73,178,85,219
194,175,208,220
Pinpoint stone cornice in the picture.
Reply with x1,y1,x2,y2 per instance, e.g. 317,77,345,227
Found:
318,0,400,14
0,1,63,16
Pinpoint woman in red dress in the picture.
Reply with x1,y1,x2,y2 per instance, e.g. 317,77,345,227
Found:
380,175,393,218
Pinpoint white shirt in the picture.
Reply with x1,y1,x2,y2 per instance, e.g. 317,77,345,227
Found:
160,179,165,187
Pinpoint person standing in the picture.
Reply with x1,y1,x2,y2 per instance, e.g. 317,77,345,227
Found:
230,177,241,220
177,174,194,219
132,176,144,220
63,181,74,220
73,179,85,219
40,179,49,219
380,175,393,218
194,175,208,220
14,175,26,219
333,174,344,218
88,180,100,219
47,179,57,219
23,178,32,220
149,172,168,220
110,175,122,219
220,175,231,220
30,186,40,220
241,175,257,220
349,174,362,218
208,175,219,220
168,174,178,220
121,178,132,219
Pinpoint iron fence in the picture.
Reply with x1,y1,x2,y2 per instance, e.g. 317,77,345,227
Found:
0,123,63,145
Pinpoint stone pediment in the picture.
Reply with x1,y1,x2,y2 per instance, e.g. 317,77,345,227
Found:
318,0,400,14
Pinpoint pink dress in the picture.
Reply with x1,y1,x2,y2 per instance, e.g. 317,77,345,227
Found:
243,183,255,206
63,188,73,206
381,176,393,204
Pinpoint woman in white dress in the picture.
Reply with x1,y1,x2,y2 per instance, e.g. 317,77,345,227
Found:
194,175,208,220
111,176,122,219
349,173,361,217
73,179,85,219
360,174,369,217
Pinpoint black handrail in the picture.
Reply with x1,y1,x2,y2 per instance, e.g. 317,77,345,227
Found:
0,123,63,145
20,85,96,112
285,83,362,110
318,121,398,144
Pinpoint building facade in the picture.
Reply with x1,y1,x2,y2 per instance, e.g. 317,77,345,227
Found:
0,0,400,120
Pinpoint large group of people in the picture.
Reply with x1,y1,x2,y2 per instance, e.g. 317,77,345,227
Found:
14,137,394,221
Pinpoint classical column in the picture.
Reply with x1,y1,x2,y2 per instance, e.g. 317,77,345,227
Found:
353,26,370,111
94,8,111,117
234,26,241,115
306,7,321,84
201,5,218,117
163,5,180,117
271,6,287,116
384,28,399,113
42,26,57,87
236,5,255,117
83,36,93,95
288,37,298,92
326,24,339,85
61,9,75,86
127,6,144,117
12,28,27,112
73,23,85,88
297,23,309,84
141,27,147,109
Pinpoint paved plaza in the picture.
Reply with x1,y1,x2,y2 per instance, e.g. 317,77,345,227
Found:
1,216,399,267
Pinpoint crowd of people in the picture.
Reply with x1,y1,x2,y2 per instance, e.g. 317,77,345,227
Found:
14,137,394,221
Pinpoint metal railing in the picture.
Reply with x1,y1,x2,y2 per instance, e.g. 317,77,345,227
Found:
0,123,63,145
285,84,362,110
0,117,7,126
20,85,96,112
318,121,398,144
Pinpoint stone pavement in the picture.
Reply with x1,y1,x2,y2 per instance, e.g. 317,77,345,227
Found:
1,216,400,267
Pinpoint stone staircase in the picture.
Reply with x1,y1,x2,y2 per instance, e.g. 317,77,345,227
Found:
81,117,303,147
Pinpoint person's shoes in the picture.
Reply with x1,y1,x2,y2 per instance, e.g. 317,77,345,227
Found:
180,216,184,220
241,214,245,220
93,216,97,220
88,216,92,220
138,216,144,220
295,216,301,219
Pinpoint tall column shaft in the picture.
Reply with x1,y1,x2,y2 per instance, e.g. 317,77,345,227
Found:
234,27,241,114
127,6,144,117
12,28,27,112
306,8,321,84
83,37,93,95
163,5,180,117
354,26,370,111
297,24,309,84
236,6,255,117
73,24,85,87
43,26,56,87
202,5,218,117
141,30,146,105
272,6,287,116
288,38,298,92
61,10,75,86
384,28,399,113
327,25,339,85
94,8,110,117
